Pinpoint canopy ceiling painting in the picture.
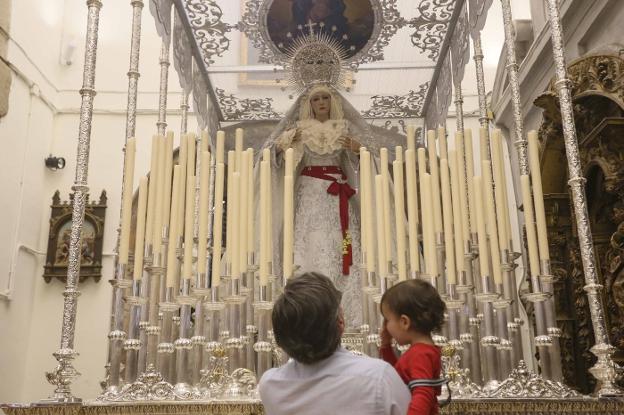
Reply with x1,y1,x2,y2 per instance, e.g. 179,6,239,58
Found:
150,0,492,133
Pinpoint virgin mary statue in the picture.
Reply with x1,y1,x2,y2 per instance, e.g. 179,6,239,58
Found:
262,84,384,330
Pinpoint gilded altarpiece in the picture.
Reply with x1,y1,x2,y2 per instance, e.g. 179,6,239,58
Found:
535,53,624,393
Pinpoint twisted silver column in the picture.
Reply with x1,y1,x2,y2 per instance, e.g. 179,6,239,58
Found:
156,40,170,136
42,0,103,403
544,0,623,397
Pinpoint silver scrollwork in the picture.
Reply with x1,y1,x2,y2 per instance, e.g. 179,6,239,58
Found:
215,88,282,121
183,0,233,65
362,82,429,118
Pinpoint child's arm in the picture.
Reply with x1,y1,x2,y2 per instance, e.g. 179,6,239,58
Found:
406,355,438,415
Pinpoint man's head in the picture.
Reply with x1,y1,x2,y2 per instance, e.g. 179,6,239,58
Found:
272,272,344,364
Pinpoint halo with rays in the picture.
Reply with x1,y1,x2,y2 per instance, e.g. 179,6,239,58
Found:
281,28,351,95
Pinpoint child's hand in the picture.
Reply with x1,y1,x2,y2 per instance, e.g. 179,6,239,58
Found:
379,320,392,348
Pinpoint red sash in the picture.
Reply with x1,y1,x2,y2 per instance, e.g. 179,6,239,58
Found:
300,166,355,275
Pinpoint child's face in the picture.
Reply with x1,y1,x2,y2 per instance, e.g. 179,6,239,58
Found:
381,303,412,346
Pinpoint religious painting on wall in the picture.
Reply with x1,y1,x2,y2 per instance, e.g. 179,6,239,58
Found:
43,190,107,283
265,0,375,58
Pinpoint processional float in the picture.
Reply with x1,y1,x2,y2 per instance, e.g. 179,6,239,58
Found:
10,0,624,412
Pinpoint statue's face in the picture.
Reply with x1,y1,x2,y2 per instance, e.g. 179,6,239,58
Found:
310,92,331,118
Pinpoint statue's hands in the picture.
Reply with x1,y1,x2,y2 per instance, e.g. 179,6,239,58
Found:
339,135,361,153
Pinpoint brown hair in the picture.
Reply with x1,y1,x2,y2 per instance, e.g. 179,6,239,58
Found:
272,272,343,364
380,279,446,334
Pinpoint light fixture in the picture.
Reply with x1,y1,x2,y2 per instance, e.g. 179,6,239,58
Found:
45,155,66,170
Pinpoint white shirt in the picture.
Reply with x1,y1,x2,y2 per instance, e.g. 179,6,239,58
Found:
259,348,410,415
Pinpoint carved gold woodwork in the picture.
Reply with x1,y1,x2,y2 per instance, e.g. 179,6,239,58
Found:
535,53,624,393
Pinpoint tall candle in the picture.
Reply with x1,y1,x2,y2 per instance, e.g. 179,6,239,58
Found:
407,125,416,151
166,166,181,287
145,136,160,247
479,127,489,162
197,151,211,275
380,148,392,262
482,160,503,285
216,130,225,164
405,149,420,273
239,150,249,271
499,137,513,249
528,130,550,262
201,130,209,153
152,137,165,256
359,149,369,263
422,174,437,277
361,150,375,274
395,146,403,164
119,137,136,264
162,132,174,234
464,129,477,235
211,163,225,287
473,177,490,278
283,175,295,279
438,127,448,160
225,151,235,267
231,172,241,279
132,176,148,280
259,160,270,285
285,148,294,176
183,174,196,279
449,151,464,274
247,148,255,255
187,133,196,182
176,134,188,244
417,148,427,180
375,174,388,277
455,132,470,243
418,149,430,274
440,159,456,284
264,149,273,265
520,174,541,281
490,130,509,251
427,130,443,234
235,128,244,172
393,160,407,281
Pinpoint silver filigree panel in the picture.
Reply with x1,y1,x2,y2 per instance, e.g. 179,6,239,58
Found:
183,0,233,65
408,0,455,61
215,88,282,121
450,0,470,86
362,82,429,118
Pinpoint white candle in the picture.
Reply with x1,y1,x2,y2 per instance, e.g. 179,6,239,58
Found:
427,130,443,234
183,174,196,279
405,149,420,273
482,160,503,285
395,146,403,164
285,147,294,176
201,130,209,153
528,130,550,263
438,127,448,160
247,149,255,255
162,132,174,235
132,176,148,280
119,137,136,264
440,159,456,284
176,134,188,244
152,136,165,256
380,148,392,262
264,148,273,267
464,129,477,235
491,130,510,252
187,133,196,182
422,174,437,277
239,150,249,271
407,125,416,151
259,160,270,285
231,172,241,279
166,166,181,287
449,151,464,274
393,160,407,281
359,149,368,263
473,177,490,278
283,175,295,279
520,174,541,280
455,132,470,244
216,130,225,164
225,150,235,267
235,128,244,172
479,127,489,162
361,150,375,274
197,151,211,275
145,136,160,247
375,174,388,277
211,163,225,287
